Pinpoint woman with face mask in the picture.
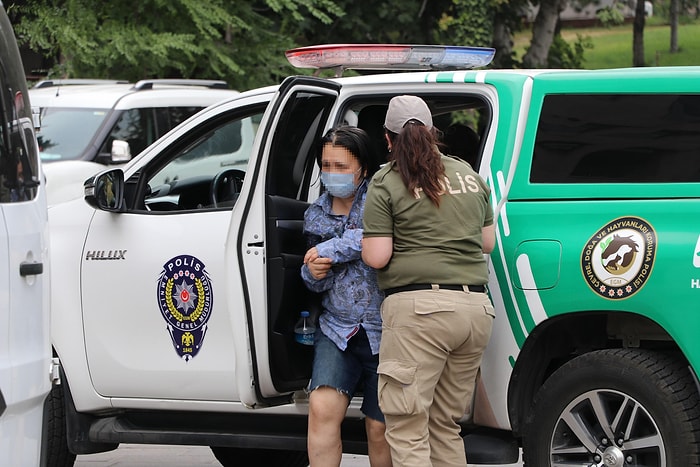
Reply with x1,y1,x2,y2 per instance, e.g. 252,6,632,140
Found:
301,126,391,467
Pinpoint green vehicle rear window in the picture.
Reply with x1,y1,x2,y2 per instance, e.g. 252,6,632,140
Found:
531,94,700,183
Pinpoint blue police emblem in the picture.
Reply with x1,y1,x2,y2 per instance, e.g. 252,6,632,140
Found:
157,255,213,361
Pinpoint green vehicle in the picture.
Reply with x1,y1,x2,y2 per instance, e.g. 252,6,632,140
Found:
47,46,700,466
477,66,700,465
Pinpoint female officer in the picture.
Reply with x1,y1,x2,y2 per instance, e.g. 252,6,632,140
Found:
362,95,495,467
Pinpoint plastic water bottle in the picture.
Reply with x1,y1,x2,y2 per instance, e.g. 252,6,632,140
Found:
294,311,315,346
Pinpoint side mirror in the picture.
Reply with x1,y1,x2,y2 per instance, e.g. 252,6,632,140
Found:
84,169,125,212
111,140,132,163
31,106,41,130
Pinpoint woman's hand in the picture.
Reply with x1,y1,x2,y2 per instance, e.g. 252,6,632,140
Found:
305,247,333,279
304,247,320,264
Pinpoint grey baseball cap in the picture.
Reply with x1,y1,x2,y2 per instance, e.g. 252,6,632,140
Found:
384,95,433,133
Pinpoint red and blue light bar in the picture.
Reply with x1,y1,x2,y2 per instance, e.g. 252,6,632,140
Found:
285,44,495,72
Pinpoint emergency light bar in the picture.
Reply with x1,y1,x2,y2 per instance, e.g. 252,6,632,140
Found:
285,44,495,73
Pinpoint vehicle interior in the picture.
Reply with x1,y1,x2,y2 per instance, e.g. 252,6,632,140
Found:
126,106,265,212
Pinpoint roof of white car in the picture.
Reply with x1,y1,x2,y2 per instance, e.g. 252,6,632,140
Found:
29,80,239,110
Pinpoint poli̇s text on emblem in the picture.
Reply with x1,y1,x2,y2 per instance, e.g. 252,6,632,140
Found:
581,216,657,300
157,255,213,361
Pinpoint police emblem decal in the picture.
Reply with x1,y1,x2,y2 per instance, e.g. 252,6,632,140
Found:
157,255,213,361
581,217,656,300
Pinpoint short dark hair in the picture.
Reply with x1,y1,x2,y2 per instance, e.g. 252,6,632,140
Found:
317,126,380,179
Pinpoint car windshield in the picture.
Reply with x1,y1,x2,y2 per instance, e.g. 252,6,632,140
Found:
36,107,108,162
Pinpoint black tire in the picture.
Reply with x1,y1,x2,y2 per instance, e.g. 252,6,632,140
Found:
522,349,700,466
42,383,76,467
210,446,309,467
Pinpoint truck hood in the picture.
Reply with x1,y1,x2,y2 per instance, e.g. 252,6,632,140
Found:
43,161,107,207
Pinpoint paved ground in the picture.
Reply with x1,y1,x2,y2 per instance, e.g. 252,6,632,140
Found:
74,446,368,466
74,444,523,466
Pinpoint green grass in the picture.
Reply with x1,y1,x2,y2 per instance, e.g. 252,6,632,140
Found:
514,18,700,69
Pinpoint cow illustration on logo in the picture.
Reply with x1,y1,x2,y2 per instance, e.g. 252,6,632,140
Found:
581,216,656,299
157,255,213,361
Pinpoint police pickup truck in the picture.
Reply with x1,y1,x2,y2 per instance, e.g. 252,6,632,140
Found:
47,45,700,466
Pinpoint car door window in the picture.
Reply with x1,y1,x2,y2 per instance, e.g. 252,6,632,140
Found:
155,106,204,137
98,108,156,160
266,91,336,200
99,106,206,162
140,106,265,212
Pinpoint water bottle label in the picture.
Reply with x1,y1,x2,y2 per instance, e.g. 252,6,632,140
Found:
295,332,314,346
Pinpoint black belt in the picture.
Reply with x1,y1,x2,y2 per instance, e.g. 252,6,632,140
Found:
384,283,485,296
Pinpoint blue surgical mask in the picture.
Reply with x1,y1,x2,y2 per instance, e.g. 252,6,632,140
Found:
321,170,360,199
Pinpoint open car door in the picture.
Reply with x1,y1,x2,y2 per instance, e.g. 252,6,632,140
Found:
236,76,341,405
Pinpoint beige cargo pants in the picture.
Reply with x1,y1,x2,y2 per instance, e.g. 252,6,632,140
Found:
377,287,495,467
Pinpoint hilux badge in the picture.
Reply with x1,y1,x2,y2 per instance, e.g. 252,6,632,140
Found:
581,216,656,299
157,255,213,361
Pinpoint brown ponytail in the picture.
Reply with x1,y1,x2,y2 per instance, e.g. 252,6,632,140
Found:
389,123,445,207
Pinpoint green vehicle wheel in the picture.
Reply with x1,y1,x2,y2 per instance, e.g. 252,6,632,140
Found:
523,349,700,467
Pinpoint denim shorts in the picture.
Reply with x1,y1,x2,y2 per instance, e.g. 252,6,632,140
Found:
309,327,384,423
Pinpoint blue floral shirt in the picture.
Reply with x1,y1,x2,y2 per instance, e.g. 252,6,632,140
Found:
301,180,384,354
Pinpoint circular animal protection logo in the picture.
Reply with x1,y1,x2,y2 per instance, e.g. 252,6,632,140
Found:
157,255,213,361
581,216,656,300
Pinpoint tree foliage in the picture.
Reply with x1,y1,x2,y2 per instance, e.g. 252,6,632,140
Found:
436,0,494,47
14,0,515,89
301,0,528,69
11,0,603,90
297,0,454,46
548,33,593,68
12,0,343,90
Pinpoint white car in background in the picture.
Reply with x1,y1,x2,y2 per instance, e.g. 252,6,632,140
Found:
30,79,239,205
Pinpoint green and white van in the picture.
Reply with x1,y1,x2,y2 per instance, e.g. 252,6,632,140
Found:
47,45,700,466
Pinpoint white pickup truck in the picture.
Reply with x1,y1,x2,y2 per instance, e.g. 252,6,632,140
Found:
47,45,700,467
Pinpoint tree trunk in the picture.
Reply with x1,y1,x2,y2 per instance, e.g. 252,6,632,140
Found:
670,0,679,53
491,13,515,69
522,0,567,68
633,0,646,66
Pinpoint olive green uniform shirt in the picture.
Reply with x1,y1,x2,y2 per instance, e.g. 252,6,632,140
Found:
363,155,493,290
